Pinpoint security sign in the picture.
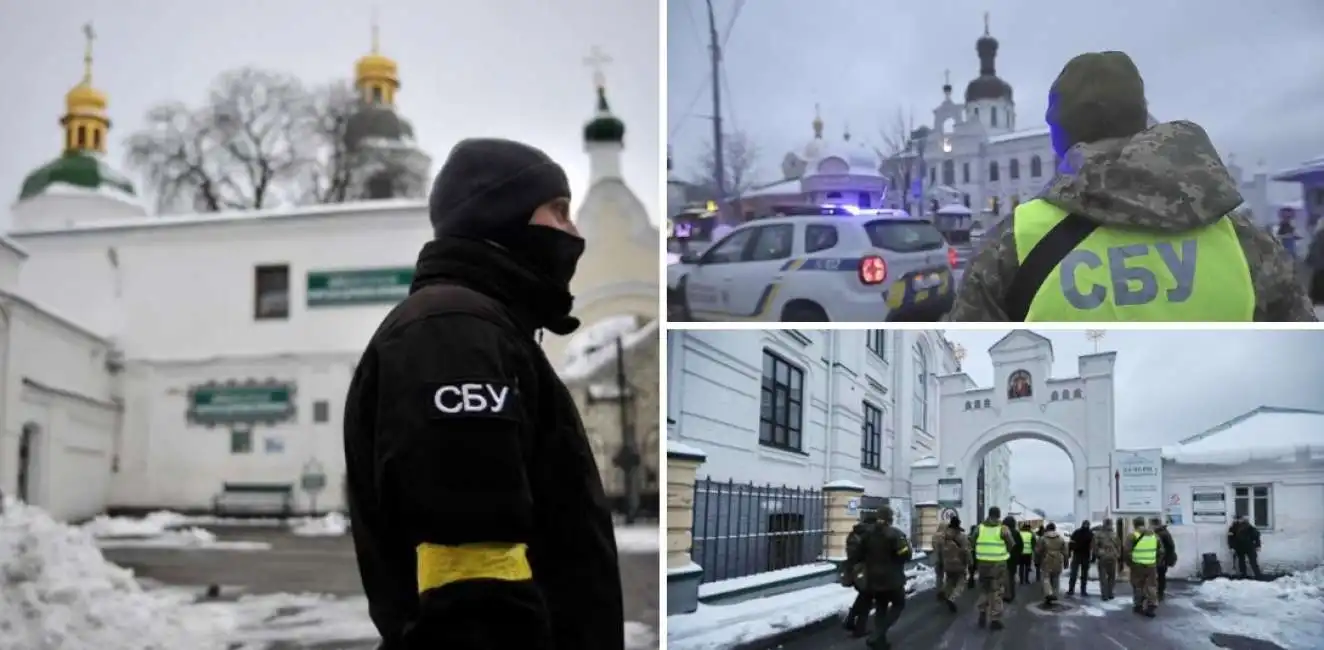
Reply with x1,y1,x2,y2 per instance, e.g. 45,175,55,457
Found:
847,498,860,514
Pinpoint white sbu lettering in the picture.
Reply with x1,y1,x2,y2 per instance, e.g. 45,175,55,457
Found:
433,383,510,414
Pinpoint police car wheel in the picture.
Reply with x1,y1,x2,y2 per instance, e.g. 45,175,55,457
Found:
781,302,828,322
668,287,693,321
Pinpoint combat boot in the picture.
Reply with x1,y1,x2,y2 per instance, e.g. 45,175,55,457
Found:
1132,604,1143,614
1143,605,1157,618
990,620,1004,631
977,612,987,628
945,598,957,614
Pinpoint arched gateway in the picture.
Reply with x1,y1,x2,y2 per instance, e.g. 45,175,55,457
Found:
936,331,1116,525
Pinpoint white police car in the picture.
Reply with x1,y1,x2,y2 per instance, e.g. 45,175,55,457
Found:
666,206,958,322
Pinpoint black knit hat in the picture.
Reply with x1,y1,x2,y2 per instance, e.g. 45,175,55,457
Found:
428,138,571,242
1049,51,1149,148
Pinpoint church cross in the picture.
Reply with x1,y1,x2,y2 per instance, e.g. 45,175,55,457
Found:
944,69,951,86
984,11,991,35
584,46,612,89
82,22,96,83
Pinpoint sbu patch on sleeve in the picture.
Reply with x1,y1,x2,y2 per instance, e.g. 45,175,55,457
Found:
426,381,519,420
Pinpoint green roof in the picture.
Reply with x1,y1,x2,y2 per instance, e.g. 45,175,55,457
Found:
18,151,137,202
583,86,625,144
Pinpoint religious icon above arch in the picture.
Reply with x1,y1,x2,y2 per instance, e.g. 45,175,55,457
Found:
1007,369,1033,400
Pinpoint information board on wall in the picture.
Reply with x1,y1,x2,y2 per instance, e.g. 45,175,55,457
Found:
306,267,413,307
937,478,963,507
1112,448,1163,513
1191,486,1228,523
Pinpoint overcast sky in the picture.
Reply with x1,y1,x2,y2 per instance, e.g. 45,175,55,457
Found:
668,0,1323,202
0,0,659,228
942,330,1324,517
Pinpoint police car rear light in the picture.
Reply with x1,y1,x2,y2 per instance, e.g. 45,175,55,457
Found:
947,247,959,268
859,255,887,285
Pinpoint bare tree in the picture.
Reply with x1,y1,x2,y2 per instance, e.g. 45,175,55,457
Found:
876,107,918,158
125,67,363,213
690,130,760,201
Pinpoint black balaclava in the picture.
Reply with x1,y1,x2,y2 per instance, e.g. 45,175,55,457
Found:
428,138,584,289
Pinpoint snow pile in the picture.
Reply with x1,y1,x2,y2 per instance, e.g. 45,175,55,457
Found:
0,498,226,650
669,563,936,649
95,528,271,551
1164,409,1324,466
561,319,658,381
81,511,187,538
290,512,349,537
1187,566,1324,649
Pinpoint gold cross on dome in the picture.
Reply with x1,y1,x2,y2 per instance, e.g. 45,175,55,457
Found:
583,46,612,89
82,22,96,82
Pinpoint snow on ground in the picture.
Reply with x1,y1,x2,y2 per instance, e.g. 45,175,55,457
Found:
615,525,659,553
290,512,349,537
668,563,934,650
95,528,271,551
1178,567,1324,649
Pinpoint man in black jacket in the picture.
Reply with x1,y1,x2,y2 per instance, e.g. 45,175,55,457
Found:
1067,520,1093,596
1229,516,1265,579
848,505,913,650
842,511,879,637
343,138,624,650
1148,517,1177,600
1001,515,1020,601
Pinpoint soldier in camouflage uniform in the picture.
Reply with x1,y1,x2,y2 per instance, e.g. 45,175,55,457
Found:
950,51,1316,323
1123,515,1162,617
973,507,1018,630
937,515,970,613
1092,519,1121,601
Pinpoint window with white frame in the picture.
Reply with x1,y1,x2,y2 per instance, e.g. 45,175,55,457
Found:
912,341,928,433
861,401,883,470
1233,484,1272,529
866,330,887,360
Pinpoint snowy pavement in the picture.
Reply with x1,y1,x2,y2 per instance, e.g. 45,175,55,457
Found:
1,502,659,650
772,570,1324,650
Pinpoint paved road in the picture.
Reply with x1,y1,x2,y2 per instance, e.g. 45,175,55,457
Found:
105,525,658,649
777,581,1295,650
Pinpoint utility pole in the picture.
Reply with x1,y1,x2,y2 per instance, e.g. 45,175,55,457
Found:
611,336,642,524
704,0,727,219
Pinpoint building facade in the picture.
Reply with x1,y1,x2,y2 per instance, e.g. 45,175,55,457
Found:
0,37,657,520
666,329,1012,554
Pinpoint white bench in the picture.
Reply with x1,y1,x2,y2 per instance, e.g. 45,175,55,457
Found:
212,482,295,517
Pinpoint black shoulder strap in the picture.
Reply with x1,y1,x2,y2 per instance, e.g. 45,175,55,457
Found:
1004,212,1100,322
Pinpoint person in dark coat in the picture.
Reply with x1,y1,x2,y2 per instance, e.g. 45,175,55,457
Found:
841,511,879,637
967,523,980,589
1148,517,1178,600
1067,520,1094,596
1229,516,1265,578
1001,515,1021,601
343,138,622,650
847,505,914,650
1034,525,1046,581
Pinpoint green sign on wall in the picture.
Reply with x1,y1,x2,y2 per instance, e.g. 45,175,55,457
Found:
307,267,413,307
188,382,296,426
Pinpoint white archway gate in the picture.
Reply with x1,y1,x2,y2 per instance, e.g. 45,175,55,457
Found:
937,331,1117,526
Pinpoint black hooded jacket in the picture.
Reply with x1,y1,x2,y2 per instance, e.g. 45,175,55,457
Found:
343,237,623,650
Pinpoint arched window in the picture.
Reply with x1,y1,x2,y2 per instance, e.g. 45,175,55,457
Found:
942,160,955,186
1073,388,1083,399
1009,158,1020,180
988,161,1000,182
962,162,970,184
913,341,929,432
991,107,999,127
1030,155,1043,178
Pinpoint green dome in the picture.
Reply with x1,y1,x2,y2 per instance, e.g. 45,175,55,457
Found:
19,151,136,202
583,86,625,144
344,102,416,151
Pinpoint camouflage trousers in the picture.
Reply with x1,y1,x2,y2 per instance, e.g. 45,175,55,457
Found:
974,562,1007,620
941,570,966,600
1130,564,1158,609
1042,570,1062,599
1097,558,1118,599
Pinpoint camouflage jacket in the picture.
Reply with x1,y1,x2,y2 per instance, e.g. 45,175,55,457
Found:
1093,526,1121,560
938,526,971,572
949,121,1317,323
1036,530,1069,573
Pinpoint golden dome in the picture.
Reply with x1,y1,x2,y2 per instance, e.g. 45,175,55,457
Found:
65,83,107,116
355,52,399,86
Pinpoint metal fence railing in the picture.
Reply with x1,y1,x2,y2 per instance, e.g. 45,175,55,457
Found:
691,478,827,584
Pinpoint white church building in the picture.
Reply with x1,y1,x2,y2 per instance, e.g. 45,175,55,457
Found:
666,329,1012,551
0,40,658,521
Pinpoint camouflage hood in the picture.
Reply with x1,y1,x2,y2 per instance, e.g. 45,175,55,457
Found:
1042,120,1243,233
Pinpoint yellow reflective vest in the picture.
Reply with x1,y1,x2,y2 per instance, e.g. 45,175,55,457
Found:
1012,199,1254,321
976,523,1009,562
1020,530,1034,555
1132,532,1159,566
